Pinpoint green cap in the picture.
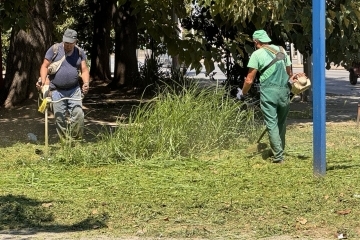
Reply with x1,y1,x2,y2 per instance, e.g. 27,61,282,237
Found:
252,30,272,43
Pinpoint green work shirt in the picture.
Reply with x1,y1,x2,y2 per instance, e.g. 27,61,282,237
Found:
247,45,291,83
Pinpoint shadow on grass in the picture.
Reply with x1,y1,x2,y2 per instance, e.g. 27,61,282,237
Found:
0,97,137,148
327,164,360,171
0,194,107,234
296,155,311,160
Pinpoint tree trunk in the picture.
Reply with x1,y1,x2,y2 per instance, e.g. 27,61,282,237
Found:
110,0,138,88
0,28,3,93
171,8,180,70
89,0,114,82
302,54,312,102
2,0,53,108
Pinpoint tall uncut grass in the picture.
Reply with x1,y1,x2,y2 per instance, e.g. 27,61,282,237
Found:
98,82,256,162
52,81,260,165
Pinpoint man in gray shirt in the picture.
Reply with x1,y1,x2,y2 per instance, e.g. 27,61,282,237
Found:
37,28,90,142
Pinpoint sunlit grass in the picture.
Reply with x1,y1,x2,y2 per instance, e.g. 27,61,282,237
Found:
2,86,360,239
41,82,257,165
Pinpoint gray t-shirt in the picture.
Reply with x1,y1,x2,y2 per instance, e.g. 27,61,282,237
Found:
45,43,86,90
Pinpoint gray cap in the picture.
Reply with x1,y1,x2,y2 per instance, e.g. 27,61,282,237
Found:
63,29,77,43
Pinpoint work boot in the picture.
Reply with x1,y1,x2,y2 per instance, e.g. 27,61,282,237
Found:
272,159,285,164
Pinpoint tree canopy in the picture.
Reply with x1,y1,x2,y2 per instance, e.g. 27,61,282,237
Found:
175,0,360,72
2,0,360,107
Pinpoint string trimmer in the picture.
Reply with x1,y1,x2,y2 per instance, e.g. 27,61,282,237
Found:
38,86,83,155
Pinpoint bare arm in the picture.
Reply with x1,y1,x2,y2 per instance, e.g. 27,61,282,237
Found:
286,66,292,77
80,60,90,83
80,60,90,94
242,68,257,95
39,59,51,86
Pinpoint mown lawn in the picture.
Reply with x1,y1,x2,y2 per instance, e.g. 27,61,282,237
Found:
1,121,360,239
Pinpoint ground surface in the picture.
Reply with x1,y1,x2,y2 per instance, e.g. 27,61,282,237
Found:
0,82,359,240
0,84,358,148
0,83,142,147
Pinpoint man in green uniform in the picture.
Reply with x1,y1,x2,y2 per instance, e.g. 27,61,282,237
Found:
240,30,293,163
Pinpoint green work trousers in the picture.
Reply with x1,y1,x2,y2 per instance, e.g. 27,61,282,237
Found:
260,84,290,162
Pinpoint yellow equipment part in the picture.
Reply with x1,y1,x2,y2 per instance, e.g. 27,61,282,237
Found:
38,98,49,114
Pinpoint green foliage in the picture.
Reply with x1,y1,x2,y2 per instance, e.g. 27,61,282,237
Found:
4,0,360,78
138,50,192,96
0,0,38,31
325,1,360,66
1,30,10,71
178,0,360,72
3,0,360,98
160,66,191,93
138,53,169,94
121,0,192,71
52,0,93,54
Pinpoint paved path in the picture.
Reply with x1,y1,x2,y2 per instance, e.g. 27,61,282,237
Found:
186,61,360,97
183,63,359,123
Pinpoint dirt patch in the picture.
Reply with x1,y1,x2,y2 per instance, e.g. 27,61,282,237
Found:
0,84,145,147
0,228,337,240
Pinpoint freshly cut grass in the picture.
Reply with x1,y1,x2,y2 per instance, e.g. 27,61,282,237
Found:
1,122,360,239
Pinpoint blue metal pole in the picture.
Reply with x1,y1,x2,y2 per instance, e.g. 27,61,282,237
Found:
312,0,326,176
